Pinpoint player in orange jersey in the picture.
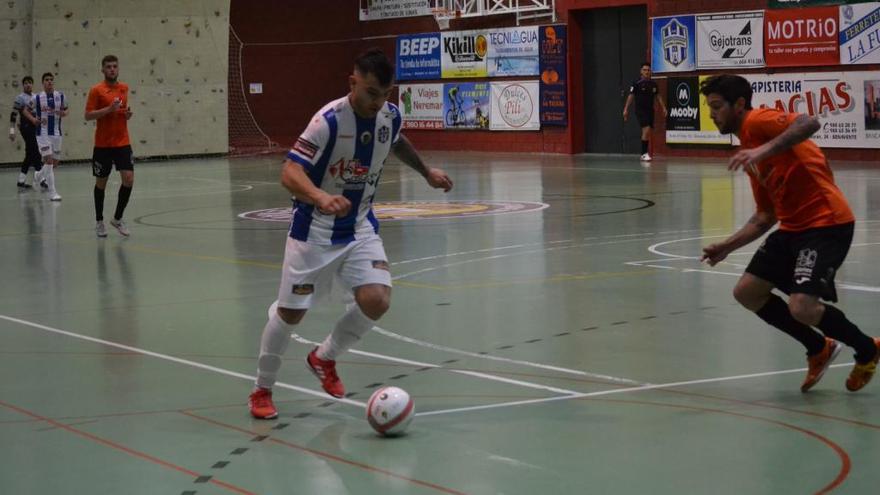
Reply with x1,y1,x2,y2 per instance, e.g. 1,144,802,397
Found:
699,74,879,393
85,55,134,238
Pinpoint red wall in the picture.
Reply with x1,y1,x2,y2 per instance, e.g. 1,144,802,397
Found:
231,0,880,161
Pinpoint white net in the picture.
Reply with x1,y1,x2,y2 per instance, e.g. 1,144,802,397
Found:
228,26,278,155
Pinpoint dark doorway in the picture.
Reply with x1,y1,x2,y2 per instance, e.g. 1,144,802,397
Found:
579,6,648,154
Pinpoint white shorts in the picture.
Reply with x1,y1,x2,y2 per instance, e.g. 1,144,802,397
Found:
36,135,62,159
277,236,392,310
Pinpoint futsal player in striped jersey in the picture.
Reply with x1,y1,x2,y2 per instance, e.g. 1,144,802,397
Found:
248,48,453,419
29,73,67,201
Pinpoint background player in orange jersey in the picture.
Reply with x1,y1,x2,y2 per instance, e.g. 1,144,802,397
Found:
699,74,879,393
85,55,134,238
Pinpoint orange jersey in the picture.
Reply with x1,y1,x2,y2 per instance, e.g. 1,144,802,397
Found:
86,81,130,147
739,108,854,232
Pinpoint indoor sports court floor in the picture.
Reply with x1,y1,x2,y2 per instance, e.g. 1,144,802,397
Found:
1,152,878,494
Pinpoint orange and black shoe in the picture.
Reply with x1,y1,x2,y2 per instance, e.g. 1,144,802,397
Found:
846,338,880,392
801,338,842,393
248,387,278,419
306,348,345,398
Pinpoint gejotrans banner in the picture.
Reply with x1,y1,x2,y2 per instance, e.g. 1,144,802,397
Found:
696,11,765,68
765,6,839,67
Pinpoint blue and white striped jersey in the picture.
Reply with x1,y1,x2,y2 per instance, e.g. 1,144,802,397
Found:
33,91,67,137
286,96,402,245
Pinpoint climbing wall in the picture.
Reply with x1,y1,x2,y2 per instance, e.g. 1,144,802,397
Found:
2,1,34,164
2,0,229,164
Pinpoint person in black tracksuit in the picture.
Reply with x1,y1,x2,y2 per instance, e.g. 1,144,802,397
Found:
8,76,45,189
623,62,667,162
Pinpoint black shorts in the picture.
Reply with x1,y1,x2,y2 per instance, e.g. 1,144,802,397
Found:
745,222,854,302
92,146,134,177
636,110,654,128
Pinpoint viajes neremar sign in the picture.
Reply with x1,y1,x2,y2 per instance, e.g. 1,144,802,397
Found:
769,0,875,8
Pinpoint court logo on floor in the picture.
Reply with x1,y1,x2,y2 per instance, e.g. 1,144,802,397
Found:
238,200,549,222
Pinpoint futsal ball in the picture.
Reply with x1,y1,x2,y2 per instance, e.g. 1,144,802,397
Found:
366,386,415,436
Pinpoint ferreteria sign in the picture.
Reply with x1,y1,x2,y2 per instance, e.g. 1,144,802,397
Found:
769,0,875,8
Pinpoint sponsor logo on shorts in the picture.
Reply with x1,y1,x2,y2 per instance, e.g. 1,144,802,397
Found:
292,138,319,159
794,248,817,284
291,284,314,295
372,260,390,271
238,201,549,223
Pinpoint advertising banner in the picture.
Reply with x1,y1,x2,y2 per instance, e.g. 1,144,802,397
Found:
487,26,540,77
744,71,880,148
396,33,442,81
398,84,444,129
442,82,490,129
696,11,765,68
539,25,567,126
769,0,875,8
490,81,540,131
360,0,431,20
441,30,489,78
765,6,839,67
839,2,880,64
651,15,697,73
665,76,733,144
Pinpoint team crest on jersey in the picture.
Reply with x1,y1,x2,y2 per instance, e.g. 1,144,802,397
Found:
378,126,390,143
360,131,372,144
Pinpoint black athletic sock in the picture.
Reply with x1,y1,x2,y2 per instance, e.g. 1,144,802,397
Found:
641,140,649,154
94,186,105,222
114,184,132,221
755,294,826,355
817,305,877,363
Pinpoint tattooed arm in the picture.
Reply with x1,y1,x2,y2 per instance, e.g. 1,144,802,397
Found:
391,133,453,192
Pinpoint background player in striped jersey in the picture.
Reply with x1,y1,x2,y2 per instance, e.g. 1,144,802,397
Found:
248,48,453,419
9,76,46,189
29,73,67,201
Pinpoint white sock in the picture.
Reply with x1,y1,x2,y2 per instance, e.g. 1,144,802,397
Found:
18,172,27,183
42,164,56,194
317,304,375,361
255,311,295,389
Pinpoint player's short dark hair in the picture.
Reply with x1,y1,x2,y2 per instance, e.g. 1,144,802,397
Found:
41,72,54,82
641,62,650,68
102,54,118,67
354,48,394,87
22,76,33,84
700,74,753,110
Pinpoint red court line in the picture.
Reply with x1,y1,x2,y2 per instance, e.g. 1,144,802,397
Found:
590,398,851,495
0,400,256,495
180,410,469,495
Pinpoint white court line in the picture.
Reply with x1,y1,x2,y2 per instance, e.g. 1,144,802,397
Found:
369,326,642,386
418,362,856,417
287,331,582,397
0,314,366,409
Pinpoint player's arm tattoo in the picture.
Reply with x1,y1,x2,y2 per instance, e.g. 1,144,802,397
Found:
763,114,821,157
391,134,429,177
9,111,17,125
747,212,775,234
